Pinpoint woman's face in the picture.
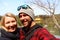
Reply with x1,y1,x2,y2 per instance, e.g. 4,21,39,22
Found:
4,17,17,32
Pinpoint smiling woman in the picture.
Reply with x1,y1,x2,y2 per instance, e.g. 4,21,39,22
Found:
0,12,20,40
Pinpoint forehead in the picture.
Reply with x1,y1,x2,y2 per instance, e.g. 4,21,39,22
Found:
19,12,28,15
5,16,15,21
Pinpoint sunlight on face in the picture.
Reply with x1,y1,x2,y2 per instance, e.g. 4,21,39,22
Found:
4,17,17,32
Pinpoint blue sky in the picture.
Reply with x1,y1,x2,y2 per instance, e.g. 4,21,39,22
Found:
0,0,60,16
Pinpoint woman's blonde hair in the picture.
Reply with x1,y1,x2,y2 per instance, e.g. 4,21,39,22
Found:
1,12,17,26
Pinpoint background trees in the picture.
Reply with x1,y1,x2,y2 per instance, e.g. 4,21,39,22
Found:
29,0,60,34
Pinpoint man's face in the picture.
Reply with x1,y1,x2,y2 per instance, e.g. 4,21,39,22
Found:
4,17,17,32
19,13,32,27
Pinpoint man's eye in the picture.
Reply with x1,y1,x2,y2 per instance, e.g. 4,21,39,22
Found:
23,14,26,17
19,14,28,18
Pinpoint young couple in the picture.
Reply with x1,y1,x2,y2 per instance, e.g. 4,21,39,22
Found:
0,4,59,40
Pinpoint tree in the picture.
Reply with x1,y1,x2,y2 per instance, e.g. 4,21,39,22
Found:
30,0,60,33
29,0,60,33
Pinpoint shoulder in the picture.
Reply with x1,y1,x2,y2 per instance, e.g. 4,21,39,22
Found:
36,28,50,33
34,28,48,32
34,28,57,40
39,28,50,33
0,37,11,40
0,37,5,40
0,28,4,37
34,28,52,36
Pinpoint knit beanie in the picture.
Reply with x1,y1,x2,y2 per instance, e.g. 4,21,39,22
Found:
18,7,35,20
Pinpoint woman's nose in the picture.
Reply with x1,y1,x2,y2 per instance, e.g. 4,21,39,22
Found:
10,23,13,26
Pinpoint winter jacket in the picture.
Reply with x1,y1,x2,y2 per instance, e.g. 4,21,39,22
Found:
0,28,20,40
0,37,11,40
20,24,58,40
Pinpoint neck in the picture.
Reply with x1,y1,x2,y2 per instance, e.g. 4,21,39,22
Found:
30,21,36,28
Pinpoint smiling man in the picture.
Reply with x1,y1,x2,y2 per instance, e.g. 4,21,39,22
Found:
17,4,58,40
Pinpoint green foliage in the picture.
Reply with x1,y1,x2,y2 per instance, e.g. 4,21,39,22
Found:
16,16,23,26
35,14,60,35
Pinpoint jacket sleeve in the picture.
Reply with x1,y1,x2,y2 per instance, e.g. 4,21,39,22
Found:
38,28,58,40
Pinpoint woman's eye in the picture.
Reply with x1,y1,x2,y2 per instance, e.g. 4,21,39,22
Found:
6,22,10,24
12,21,15,23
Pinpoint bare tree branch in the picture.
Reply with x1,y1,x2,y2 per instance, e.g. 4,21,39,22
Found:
30,0,60,33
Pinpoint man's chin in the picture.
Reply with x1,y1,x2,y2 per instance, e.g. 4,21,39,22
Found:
24,24,28,27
